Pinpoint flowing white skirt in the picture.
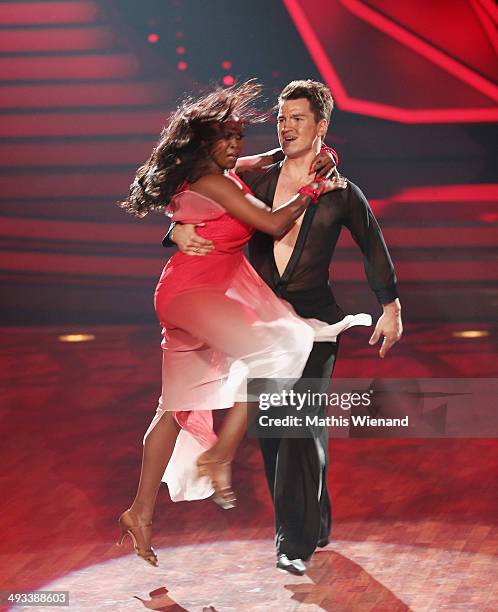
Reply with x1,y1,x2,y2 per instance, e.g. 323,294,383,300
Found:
146,307,371,502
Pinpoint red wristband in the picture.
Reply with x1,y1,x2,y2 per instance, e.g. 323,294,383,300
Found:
298,183,324,203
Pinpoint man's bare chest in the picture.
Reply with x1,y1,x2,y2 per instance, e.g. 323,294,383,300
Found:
273,175,308,274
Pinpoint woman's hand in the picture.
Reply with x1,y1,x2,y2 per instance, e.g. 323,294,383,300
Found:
171,223,214,256
309,149,336,179
310,172,348,197
298,172,347,203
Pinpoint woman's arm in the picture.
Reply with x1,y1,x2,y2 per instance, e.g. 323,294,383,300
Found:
235,144,338,176
234,148,282,173
192,174,343,238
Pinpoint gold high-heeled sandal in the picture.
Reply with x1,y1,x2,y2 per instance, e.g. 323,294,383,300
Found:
196,456,236,510
117,509,158,566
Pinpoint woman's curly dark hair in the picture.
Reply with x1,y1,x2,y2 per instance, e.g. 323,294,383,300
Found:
120,80,264,217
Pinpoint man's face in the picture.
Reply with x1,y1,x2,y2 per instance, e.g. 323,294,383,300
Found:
277,98,327,158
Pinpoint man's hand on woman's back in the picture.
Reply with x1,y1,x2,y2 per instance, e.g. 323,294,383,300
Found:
171,223,214,256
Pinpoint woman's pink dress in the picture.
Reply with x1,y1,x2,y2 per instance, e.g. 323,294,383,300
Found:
146,178,371,501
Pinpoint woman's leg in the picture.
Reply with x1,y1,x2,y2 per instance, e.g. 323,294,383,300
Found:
204,402,248,459
195,401,249,506
129,411,180,524
118,411,181,565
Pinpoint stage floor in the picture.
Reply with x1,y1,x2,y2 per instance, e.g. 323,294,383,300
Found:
1,324,497,611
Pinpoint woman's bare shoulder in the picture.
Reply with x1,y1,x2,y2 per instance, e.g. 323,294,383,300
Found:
190,174,238,200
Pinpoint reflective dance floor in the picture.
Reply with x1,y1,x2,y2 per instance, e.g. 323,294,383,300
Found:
1,324,497,611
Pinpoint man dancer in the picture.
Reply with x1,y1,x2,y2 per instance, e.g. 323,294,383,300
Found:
166,80,402,574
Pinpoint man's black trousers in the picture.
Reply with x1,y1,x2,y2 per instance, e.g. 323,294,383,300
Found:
258,340,339,561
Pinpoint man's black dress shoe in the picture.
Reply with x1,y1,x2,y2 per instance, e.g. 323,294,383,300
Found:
276,554,306,576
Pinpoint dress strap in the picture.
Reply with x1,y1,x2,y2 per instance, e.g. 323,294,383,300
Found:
227,171,254,196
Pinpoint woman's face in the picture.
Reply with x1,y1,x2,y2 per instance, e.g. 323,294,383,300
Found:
208,119,244,170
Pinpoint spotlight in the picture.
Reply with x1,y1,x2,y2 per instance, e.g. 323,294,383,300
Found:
222,75,235,86
147,33,159,44
452,330,489,339
58,334,95,343
177,61,188,71
176,46,186,55
221,60,232,70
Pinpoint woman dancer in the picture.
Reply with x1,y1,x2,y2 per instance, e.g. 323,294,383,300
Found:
117,81,370,566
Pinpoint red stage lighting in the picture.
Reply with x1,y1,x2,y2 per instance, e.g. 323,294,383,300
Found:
147,33,159,44
177,61,188,71
284,0,498,123
479,213,498,223
176,46,186,55
221,60,232,70
222,75,235,86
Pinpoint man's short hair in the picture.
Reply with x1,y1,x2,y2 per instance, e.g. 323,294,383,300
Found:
278,80,334,123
